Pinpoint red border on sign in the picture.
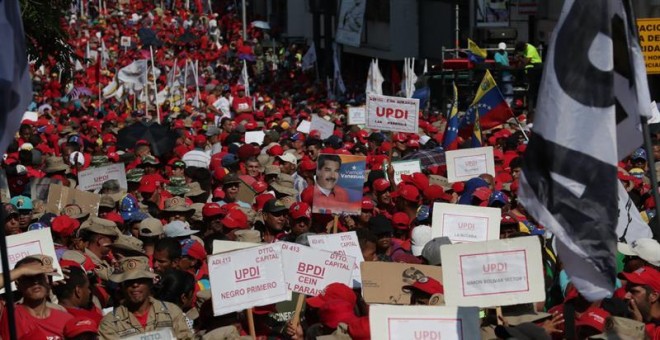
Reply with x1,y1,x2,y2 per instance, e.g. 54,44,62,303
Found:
386,317,464,339
453,154,488,181
459,249,529,297
9,240,44,266
441,213,490,242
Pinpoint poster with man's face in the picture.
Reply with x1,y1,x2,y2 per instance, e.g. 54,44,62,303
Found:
312,154,366,215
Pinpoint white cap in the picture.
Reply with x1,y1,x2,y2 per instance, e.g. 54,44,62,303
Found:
618,238,660,266
411,225,433,256
164,220,199,237
498,42,507,50
277,153,298,166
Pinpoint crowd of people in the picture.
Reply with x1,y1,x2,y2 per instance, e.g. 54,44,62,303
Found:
1,0,660,339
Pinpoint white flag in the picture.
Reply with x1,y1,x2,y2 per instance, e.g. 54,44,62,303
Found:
101,40,110,69
302,42,317,71
518,0,652,301
238,59,250,97
0,0,32,155
616,181,653,243
333,43,346,94
118,60,149,85
366,59,384,95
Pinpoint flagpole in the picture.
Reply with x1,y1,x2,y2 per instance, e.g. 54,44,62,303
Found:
150,46,160,124
183,59,189,105
641,117,660,240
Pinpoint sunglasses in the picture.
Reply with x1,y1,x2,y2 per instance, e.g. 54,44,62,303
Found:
224,183,240,188
268,210,287,217
18,210,32,216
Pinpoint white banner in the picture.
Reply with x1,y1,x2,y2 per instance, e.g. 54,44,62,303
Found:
77,163,127,192
1,229,63,292
310,114,335,139
308,231,365,288
431,203,501,243
212,240,260,254
441,237,545,308
347,106,366,125
366,93,419,133
369,305,481,340
445,146,495,183
390,160,422,185
281,242,354,296
335,0,367,47
297,120,311,134
208,244,289,316
120,36,131,47
245,131,265,145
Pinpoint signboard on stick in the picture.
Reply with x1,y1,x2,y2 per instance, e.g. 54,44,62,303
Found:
431,203,501,243
281,242,354,296
366,93,419,133
347,106,366,125
245,131,265,145
312,154,366,216
208,243,289,316
307,231,364,288
445,146,495,183
360,262,443,305
1,229,63,292
369,305,481,340
120,36,131,47
78,163,127,192
389,160,422,185
310,114,335,139
441,237,544,308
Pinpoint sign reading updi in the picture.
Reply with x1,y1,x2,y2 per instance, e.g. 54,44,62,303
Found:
638,18,660,74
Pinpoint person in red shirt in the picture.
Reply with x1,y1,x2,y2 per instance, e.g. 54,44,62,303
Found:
53,264,103,325
619,266,660,339
231,85,253,115
313,154,350,214
1,255,73,340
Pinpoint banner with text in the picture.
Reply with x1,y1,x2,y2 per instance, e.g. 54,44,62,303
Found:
637,18,660,74
366,93,419,133
281,242,354,296
78,163,127,192
208,243,289,315
348,106,366,125
1,229,63,292
335,0,367,47
308,231,365,288
441,237,544,308
312,154,366,215
431,203,501,243
310,114,335,139
369,305,480,340
445,146,495,183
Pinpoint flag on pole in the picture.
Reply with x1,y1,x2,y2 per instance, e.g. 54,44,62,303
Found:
100,40,110,69
238,59,250,97
401,58,417,98
118,60,149,85
443,82,460,151
471,112,483,148
333,43,346,95
301,42,317,71
462,70,513,130
466,38,487,63
0,0,32,155
518,0,651,301
366,59,384,95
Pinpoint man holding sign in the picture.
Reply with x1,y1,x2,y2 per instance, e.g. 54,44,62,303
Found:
313,154,349,212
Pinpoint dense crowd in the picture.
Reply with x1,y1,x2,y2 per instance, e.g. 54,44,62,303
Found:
1,0,660,339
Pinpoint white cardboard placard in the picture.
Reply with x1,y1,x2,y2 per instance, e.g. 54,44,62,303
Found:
120,36,131,47
1,228,63,292
22,111,38,122
369,305,481,340
281,242,354,296
208,243,289,316
310,114,335,139
347,106,366,125
308,231,365,288
391,160,422,185
212,240,260,254
245,131,265,145
297,120,311,134
124,328,173,340
431,203,501,243
441,237,545,308
77,163,128,192
366,93,419,133
445,146,495,183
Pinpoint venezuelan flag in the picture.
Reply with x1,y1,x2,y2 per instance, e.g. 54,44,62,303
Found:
465,70,513,130
443,82,460,150
467,39,487,63
471,111,483,148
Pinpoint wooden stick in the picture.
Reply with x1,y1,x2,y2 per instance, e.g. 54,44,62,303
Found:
332,215,339,234
247,308,256,339
291,294,305,329
496,306,504,325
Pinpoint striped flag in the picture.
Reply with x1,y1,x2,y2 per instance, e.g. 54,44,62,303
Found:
467,38,487,64
518,0,651,301
0,0,32,155
471,112,482,148
463,70,513,130
443,82,460,150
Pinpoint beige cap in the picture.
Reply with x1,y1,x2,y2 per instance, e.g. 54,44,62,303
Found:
109,235,145,255
234,229,261,243
185,182,206,197
139,218,164,237
99,195,116,209
80,217,120,237
163,197,194,213
109,256,157,283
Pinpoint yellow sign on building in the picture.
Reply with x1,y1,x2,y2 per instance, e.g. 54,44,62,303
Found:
638,18,660,74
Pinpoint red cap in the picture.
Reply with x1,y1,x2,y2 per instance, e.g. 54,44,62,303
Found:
451,182,465,194
347,317,371,340
194,134,207,147
392,212,410,230
393,133,408,143
64,317,98,338
391,184,420,202
423,185,451,202
404,277,444,295
373,178,391,193
289,202,311,220
575,307,610,332
202,203,222,218
138,176,158,193
102,134,117,144
300,159,316,171
306,282,357,308
472,187,492,205
51,215,80,237
251,181,268,194
618,266,660,292
245,122,258,131
180,239,207,261
221,209,248,229
213,187,225,199
406,139,420,148
361,197,374,211
213,167,228,181
319,299,357,329
400,173,429,191
254,193,275,211
268,145,284,156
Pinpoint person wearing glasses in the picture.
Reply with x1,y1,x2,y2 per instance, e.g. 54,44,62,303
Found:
9,195,33,232
3,203,21,235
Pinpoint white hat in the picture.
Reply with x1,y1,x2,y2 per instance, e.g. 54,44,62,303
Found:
419,135,431,145
164,220,199,237
498,42,507,50
277,153,298,166
618,239,660,266
410,225,433,256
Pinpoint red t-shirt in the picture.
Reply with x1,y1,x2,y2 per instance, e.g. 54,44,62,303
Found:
232,96,253,113
0,304,73,340
65,306,103,325
133,309,150,329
